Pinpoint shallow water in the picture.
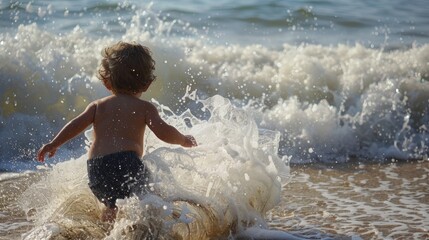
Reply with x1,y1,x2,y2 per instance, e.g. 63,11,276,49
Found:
269,161,429,239
1,161,427,239
1,0,428,239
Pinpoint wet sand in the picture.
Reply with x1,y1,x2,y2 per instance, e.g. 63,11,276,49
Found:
269,160,429,239
0,172,40,240
1,161,428,239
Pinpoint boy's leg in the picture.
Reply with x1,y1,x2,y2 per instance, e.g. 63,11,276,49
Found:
102,206,117,223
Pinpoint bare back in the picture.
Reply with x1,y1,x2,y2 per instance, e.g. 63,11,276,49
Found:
89,94,150,158
37,92,195,163
37,41,196,165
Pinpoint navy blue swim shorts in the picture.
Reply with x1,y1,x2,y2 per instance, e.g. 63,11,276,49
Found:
87,151,150,208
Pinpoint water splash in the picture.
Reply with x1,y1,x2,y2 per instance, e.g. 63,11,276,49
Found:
18,95,289,239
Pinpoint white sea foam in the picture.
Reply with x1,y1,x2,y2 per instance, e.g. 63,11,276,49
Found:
18,96,289,239
271,161,429,239
1,2,428,239
1,19,428,167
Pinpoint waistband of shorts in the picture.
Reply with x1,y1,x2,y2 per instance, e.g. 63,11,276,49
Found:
88,151,140,162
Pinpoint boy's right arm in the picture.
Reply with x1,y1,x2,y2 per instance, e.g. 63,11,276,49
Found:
38,102,97,162
145,103,197,147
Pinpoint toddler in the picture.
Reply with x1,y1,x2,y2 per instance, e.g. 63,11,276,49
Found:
38,42,197,222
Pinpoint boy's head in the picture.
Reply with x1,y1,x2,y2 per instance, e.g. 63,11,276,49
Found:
98,42,156,95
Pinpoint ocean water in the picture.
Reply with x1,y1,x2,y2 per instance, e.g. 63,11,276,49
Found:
0,0,428,239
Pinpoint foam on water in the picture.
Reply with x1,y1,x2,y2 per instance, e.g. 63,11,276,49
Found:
188,42,429,162
18,96,290,239
1,6,429,168
1,2,428,239
270,161,429,239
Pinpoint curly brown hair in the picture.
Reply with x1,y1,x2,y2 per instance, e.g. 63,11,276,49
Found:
97,42,156,94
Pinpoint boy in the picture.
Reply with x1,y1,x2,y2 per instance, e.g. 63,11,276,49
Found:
38,42,197,222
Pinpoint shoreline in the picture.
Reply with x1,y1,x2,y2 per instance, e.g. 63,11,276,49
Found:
1,160,427,239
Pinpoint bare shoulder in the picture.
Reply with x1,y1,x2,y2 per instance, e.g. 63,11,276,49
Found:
83,99,99,112
85,96,111,110
138,99,157,113
91,95,157,117
95,95,116,104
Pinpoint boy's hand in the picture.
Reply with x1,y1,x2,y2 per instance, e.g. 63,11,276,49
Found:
38,143,57,163
182,135,197,147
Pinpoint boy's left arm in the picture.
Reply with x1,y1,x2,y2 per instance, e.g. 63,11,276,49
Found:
38,102,96,162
